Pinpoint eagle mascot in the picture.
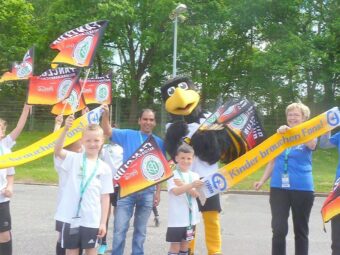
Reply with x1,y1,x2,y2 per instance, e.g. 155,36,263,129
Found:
161,76,233,255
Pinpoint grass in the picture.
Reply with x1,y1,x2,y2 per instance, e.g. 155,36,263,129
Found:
12,131,339,192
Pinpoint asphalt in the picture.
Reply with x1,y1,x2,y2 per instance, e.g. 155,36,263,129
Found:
10,184,332,255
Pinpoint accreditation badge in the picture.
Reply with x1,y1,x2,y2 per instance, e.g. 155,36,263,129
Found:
186,226,195,241
281,173,290,188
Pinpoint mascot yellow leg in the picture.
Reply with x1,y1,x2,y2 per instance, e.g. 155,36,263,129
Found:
203,211,222,255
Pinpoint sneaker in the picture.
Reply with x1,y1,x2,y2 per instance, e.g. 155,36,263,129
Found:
154,216,160,227
97,243,107,255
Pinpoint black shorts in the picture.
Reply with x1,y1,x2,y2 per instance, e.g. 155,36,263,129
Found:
60,223,99,249
166,226,196,242
55,220,64,232
0,201,11,232
197,193,221,212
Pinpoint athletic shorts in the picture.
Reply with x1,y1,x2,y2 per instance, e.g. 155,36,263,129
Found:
60,223,99,250
55,220,64,232
0,201,11,232
197,193,221,212
166,226,196,242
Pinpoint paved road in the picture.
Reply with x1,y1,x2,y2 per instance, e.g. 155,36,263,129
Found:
10,184,332,255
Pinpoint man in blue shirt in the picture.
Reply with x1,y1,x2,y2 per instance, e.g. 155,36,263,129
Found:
101,105,164,255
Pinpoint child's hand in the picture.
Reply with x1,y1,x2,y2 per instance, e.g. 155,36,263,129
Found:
174,178,184,186
101,104,109,114
191,180,204,189
81,107,90,115
97,223,106,238
2,186,13,198
64,115,74,129
23,104,33,113
188,188,199,198
55,115,63,126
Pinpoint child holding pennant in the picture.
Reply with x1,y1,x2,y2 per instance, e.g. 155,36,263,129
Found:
166,144,203,255
54,115,113,255
0,104,32,255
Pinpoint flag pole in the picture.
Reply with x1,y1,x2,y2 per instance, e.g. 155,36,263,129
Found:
71,68,91,115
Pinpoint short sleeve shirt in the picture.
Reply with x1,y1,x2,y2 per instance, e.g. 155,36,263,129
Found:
167,170,200,227
54,151,113,228
0,135,16,203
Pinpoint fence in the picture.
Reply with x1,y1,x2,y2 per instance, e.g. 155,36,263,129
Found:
0,100,287,138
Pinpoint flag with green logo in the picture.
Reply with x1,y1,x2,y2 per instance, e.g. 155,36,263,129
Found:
199,99,266,163
82,74,112,105
115,136,173,198
0,47,34,83
50,20,108,68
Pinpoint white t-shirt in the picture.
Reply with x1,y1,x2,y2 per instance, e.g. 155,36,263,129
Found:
54,156,68,207
100,143,123,178
54,151,113,228
0,135,16,203
167,170,200,227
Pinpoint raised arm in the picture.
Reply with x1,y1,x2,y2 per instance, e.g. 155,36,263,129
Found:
9,104,32,141
54,115,74,159
54,115,63,132
319,131,335,149
101,104,112,138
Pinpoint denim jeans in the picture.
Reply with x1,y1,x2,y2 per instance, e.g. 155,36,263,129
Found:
111,189,154,255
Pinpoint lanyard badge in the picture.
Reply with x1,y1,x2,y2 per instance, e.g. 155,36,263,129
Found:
282,148,291,188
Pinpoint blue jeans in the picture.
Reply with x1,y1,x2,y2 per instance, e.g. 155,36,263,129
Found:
111,189,154,255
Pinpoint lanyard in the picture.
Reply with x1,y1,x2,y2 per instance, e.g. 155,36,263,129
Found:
75,153,99,217
0,145,3,156
283,148,292,174
139,131,145,144
176,169,193,226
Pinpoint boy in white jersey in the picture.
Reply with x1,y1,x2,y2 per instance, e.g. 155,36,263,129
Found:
166,144,203,255
54,114,83,255
54,115,113,255
0,104,32,255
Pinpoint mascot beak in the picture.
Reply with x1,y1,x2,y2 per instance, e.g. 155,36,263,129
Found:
165,87,200,116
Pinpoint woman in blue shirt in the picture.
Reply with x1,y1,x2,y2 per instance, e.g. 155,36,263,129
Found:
319,131,340,255
254,102,317,255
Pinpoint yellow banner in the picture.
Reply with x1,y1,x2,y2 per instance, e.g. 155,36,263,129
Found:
0,107,103,170
201,107,340,197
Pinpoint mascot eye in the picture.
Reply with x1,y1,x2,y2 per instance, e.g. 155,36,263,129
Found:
167,86,176,96
178,82,188,90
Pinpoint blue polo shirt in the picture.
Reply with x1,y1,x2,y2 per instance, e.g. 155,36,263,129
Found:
271,144,314,191
110,128,165,193
110,129,165,162
330,132,340,180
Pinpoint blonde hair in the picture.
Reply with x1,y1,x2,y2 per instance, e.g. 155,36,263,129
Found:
82,124,104,137
285,102,311,120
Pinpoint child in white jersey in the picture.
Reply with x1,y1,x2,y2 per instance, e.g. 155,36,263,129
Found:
166,144,203,255
0,104,32,255
54,115,113,255
54,114,83,255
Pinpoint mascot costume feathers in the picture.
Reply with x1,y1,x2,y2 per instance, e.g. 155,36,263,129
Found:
161,76,266,255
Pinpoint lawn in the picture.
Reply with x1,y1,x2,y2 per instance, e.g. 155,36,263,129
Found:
13,131,339,193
